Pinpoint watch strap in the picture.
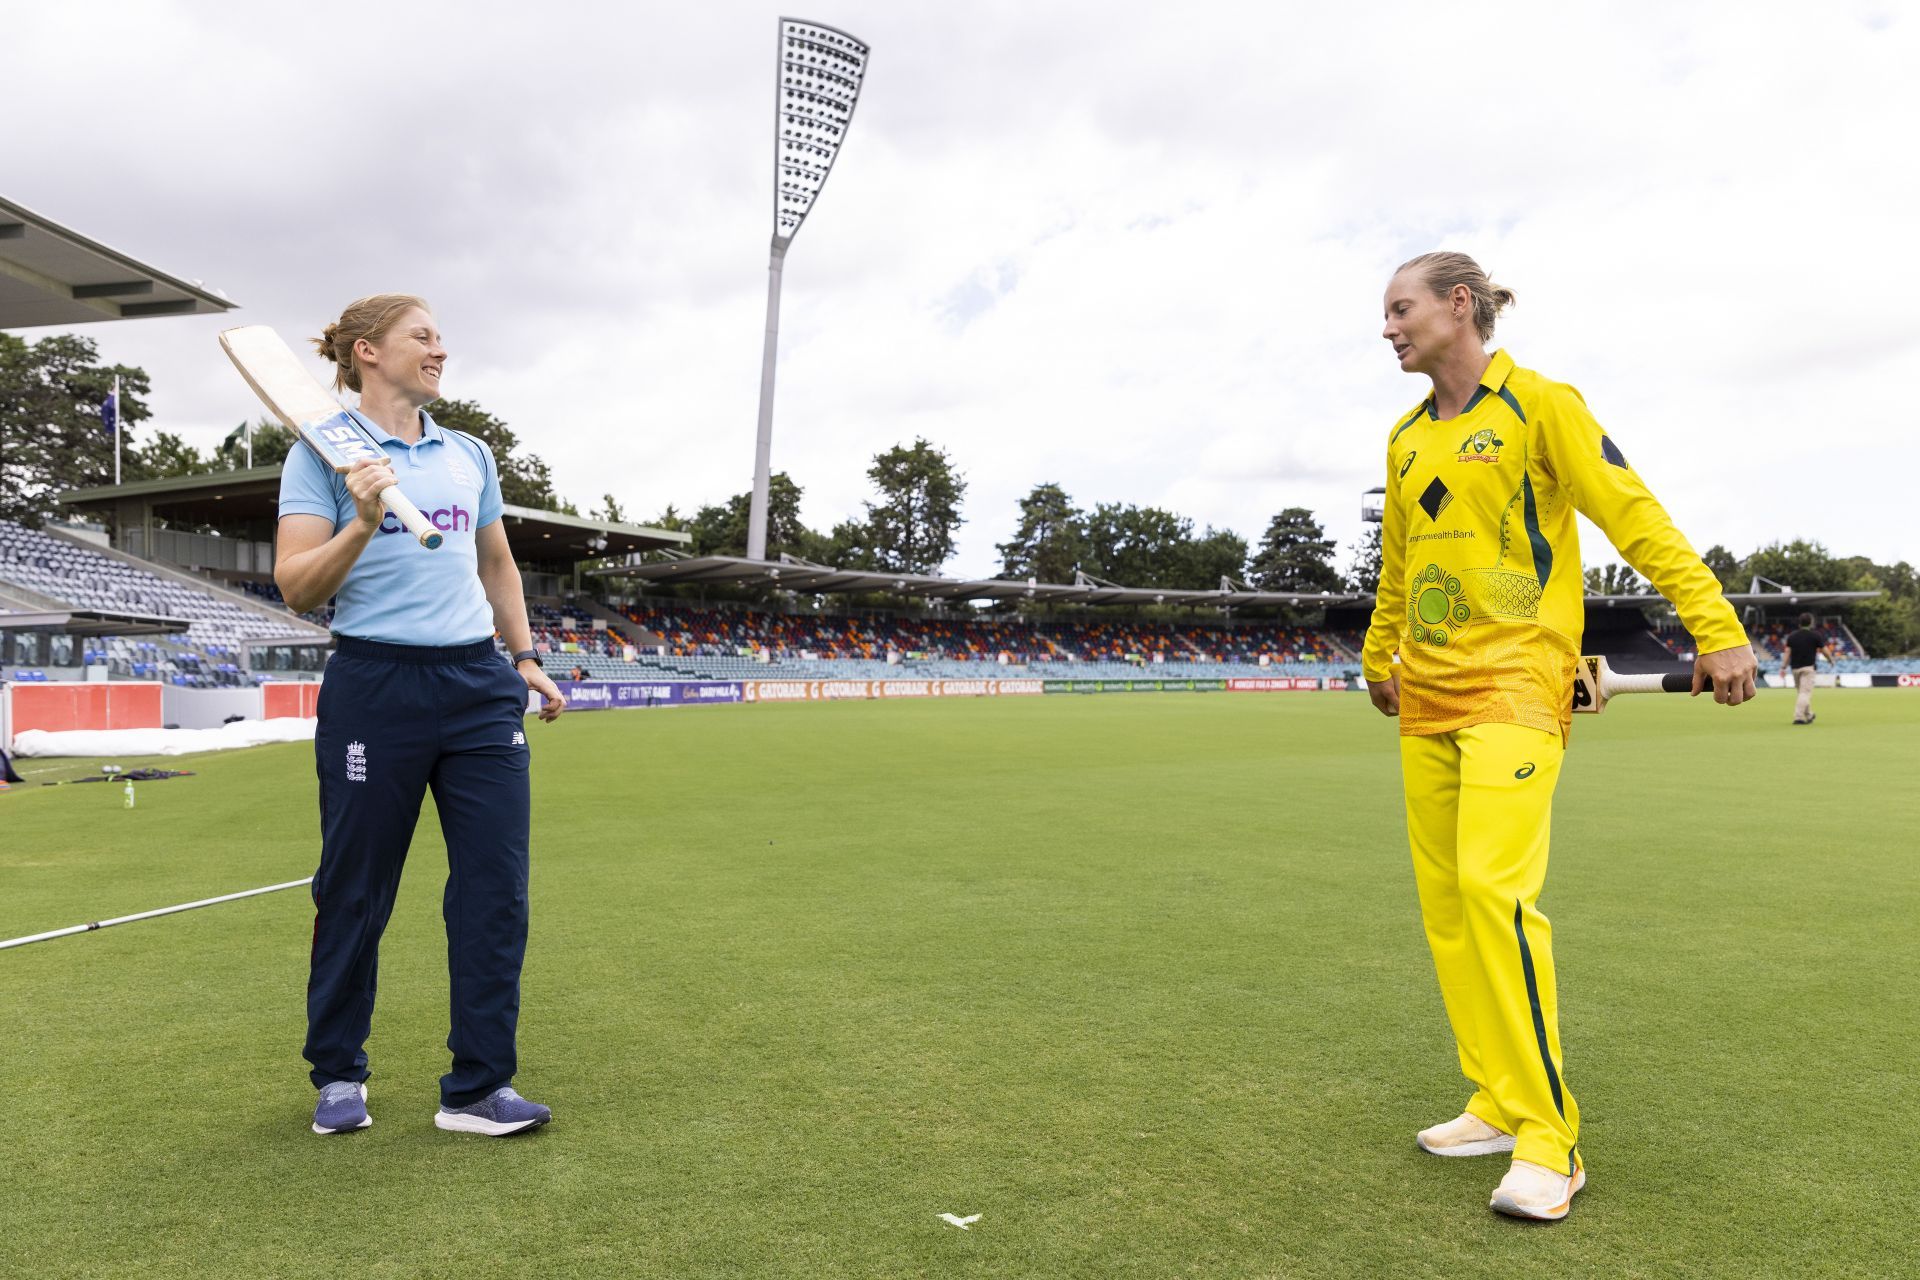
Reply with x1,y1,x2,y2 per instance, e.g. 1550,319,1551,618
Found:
511,649,542,668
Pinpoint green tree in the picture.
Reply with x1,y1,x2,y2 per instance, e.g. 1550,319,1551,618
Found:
1085,503,1182,586
1249,507,1341,593
212,418,296,470
806,517,878,570
996,482,1086,583
1835,557,1920,657
1083,503,1242,588
0,333,150,525
1700,543,1740,592
1344,525,1384,595
1174,525,1251,590
129,431,207,480
592,493,626,524
1583,562,1647,594
864,439,967,574
1740,540,1852,592
426,398,570,511
688,473,808,559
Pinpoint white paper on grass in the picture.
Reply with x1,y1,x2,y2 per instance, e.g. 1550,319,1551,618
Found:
10,717,317,758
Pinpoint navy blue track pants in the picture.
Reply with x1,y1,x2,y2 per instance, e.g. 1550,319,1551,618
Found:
303,636,532,1107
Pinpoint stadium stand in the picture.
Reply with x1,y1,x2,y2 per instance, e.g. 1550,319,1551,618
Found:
0,518,314,686
1649,614,1897,674
234,578,333,631
529,602,629,659
1749,618,1867,662
582,600,1362,680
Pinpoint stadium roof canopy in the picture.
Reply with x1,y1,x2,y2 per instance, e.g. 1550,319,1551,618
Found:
0,576,190,638
0,195,237,328
0,607,190,639
57,467,691,565
596,553,1369,608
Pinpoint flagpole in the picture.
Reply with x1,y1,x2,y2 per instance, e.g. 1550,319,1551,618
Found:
112,374,121,486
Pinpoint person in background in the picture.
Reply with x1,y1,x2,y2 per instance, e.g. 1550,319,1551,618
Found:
1781,612,1837,725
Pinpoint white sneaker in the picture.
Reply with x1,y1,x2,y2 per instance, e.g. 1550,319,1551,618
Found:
1416,1112,1516,1158
1489,1158,1586,1221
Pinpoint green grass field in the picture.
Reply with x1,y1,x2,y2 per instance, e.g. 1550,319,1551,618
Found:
2,690,1915,1279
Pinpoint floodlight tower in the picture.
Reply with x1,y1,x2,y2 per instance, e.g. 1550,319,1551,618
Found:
746,16,872,562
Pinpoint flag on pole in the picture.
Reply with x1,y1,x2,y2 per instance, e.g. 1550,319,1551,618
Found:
108,374,123,486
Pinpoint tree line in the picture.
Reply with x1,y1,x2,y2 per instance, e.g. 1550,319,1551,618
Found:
4,333,1911,652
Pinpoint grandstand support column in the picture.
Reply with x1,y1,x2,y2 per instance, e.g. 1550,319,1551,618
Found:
747,239,787,563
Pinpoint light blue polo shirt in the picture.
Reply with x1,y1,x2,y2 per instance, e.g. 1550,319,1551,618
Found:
278,408,503,645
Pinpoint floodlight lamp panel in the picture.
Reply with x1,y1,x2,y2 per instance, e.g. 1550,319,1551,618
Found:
772,17,870,244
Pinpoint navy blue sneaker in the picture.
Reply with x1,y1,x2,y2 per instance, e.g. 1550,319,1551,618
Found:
312,1081,370,1134
433,1086,551,1136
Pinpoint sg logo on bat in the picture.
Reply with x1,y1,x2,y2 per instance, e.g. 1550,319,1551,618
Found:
318,423,383,466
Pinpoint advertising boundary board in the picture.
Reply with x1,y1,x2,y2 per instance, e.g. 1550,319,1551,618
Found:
8,681,164,735
508,671,1920,718
262,682,322,719
532,678,1059,713
538,680,745,713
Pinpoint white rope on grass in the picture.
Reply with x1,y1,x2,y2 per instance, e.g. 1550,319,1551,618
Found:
0,877,314,952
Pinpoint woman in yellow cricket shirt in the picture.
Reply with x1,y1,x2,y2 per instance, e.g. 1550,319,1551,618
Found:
1364,252,1758,1220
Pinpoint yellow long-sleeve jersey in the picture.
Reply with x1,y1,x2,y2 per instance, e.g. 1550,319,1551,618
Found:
1361,350,1747,740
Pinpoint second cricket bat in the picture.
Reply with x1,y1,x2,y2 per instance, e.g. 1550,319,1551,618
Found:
219,325,443,550
1572,654,1732,713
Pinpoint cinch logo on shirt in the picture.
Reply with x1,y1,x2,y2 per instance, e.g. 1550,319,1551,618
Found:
378,505,472,535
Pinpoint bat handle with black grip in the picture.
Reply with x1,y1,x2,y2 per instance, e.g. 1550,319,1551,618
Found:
1660,672,1712,694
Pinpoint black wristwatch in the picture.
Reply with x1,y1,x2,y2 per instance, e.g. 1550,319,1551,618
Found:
511,649,542,668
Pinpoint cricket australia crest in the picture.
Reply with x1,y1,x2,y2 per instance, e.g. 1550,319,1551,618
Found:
1456,427,1504,463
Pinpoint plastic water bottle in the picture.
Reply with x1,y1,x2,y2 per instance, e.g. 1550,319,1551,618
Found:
123,779,136,809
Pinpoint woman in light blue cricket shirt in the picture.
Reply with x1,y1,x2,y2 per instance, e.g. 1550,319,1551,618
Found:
276,293,566,1137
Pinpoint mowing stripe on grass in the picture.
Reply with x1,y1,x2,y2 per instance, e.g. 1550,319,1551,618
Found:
0,877,313,952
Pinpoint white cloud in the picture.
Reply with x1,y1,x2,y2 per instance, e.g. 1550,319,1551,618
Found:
3,0,1913,577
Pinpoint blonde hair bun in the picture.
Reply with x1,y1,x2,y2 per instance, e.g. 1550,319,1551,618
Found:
1396,252,1514,343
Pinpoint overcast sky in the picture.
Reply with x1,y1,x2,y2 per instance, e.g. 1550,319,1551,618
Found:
4,0,1914,578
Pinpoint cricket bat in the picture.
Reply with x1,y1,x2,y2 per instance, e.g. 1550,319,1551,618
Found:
1572,655,1728,713
219,325,444,550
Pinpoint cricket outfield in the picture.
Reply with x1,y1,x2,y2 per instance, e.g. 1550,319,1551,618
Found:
2,691,1913,1278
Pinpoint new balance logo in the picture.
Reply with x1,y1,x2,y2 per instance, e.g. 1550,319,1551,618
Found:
511,731,526,746
345,740,367,783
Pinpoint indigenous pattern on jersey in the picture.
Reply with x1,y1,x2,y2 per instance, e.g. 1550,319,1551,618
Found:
1361,350,1745,740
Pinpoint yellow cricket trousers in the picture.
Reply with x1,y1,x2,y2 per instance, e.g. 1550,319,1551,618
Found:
1399,721,1581,1174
